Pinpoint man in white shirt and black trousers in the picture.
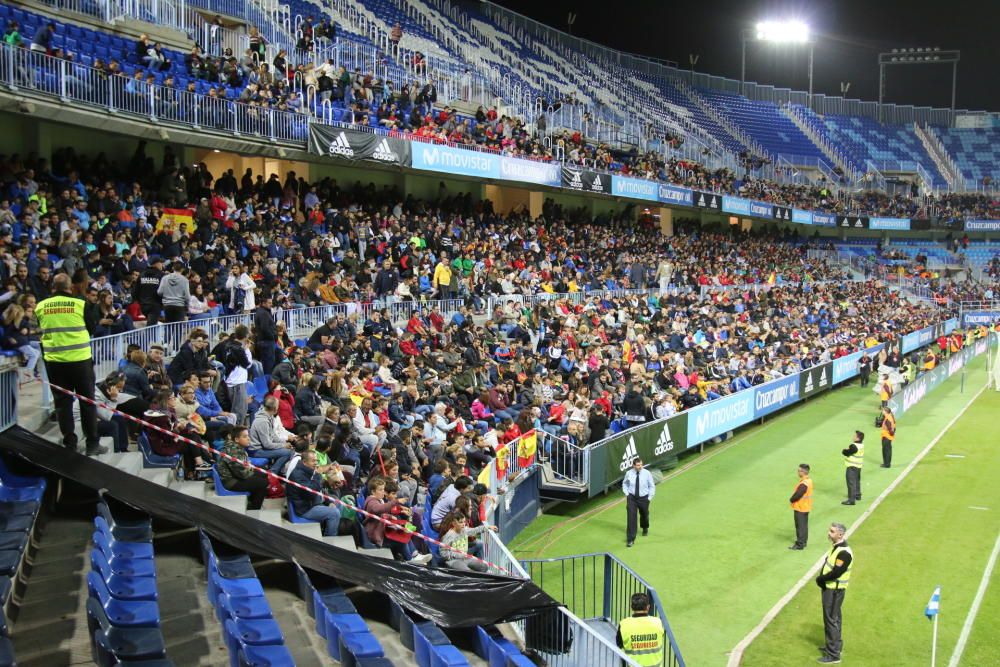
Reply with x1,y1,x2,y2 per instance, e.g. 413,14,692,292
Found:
622,457,656,547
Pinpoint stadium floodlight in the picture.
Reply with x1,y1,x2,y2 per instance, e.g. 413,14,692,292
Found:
741,20,815,105
877,47,960,118
755,20,810,43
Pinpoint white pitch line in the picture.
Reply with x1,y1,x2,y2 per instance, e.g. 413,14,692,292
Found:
968,506,990,511
947,530,1000,667
727,382,988,667
946,454,967,459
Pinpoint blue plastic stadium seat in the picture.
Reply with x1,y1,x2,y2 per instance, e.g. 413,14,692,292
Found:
286,497,319,524
0,458,46,491
92,545,157,578
313,588,356,637
0,637,13,665
208,568,265,602
237,644,295,667
97,499,153,542
87,571,161,628
213,467,249,498
324,613,369,660
90,551,158,602
0,532,28,553
429,643,470,667
0,500,38,516
138,432,181,468
0,551,20,578
339,631,384,667
87,598,166,662
0,514,33,533
217,592,273,621
231,618,284,645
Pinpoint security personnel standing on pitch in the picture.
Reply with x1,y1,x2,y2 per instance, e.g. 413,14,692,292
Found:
616,592,665,666
816,522,853,664
878,374,893,408
622,457,655,547
880,406,895,468
789,463,813,550
842,431,864,505
36,273,106,456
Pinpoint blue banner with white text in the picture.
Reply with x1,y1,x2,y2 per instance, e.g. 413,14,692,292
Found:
752,374,801,419
410,143,500,179
612,175,660,201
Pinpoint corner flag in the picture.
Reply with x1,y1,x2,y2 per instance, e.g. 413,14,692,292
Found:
924,586,941,620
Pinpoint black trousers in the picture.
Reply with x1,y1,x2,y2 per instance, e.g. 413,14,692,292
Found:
793,511,809,547
846,467,861,501
223,474,268,510
163,306,187,323
821,587,846,659
141,305,160,326
882,438,893,466
256,341,277,375
626,495,649,543
859,369,870,387
47,358,98,451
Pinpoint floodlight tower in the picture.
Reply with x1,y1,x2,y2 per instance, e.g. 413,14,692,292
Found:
878,47,960,121
741,20,814,106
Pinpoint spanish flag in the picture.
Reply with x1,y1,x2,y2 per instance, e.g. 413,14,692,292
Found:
517,429,537,468
622,340,635,365
766,271,777,286
156,207,197,235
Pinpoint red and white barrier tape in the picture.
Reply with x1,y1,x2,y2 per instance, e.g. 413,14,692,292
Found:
28,376,514,576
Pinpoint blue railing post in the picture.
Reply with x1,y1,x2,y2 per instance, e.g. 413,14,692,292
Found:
602,553,613,621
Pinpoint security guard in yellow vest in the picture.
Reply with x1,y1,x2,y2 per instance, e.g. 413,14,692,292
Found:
842,431,864,505
788,464,813,550
616,592,665,666
816,522,853,664
36,273,105,455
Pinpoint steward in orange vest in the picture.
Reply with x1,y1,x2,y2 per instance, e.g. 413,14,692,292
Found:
789,464,813,550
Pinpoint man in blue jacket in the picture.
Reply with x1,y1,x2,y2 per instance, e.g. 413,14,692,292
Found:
287,451,341,536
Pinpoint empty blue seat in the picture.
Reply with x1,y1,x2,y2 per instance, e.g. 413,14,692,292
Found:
429,643,470,667
339,630,384,667
217,592,273,621
0,458,46,491
0,532,28,553
237,644,295,667
87,571,160,628
90,553,158,602
0,514,32,533
324,613,368,660
0,500,38,516
208,569,265,603
0,551,20,578
97,499,153,542
230,618,284,645
0,637,13,666
0,479,43,503
92,546,157,578
94,520,154,560
313,589,356,637
87,598,166,663
414,622,451,667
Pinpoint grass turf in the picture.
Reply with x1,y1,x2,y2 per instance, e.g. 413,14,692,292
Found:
509,354,993,667
743,384,1000,666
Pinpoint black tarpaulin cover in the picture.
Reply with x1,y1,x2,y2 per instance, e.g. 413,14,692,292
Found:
0,426,559,627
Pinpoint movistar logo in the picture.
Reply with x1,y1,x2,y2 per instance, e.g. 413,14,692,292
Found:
328,132,355,157
620,437,638,471
371,138,397,162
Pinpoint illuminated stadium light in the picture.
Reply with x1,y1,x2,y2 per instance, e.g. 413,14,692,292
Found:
755,20,810,43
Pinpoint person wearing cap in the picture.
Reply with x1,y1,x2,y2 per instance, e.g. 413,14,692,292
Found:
36,273,106,456
135,255,165,325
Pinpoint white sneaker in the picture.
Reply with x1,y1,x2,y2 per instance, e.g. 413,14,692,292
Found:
409,553,432,566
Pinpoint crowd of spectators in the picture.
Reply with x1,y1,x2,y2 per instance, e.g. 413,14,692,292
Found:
0,135,966,569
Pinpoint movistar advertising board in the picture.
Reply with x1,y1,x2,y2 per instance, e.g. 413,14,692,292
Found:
611,175,660,201
685,391,755,448
410,143,500,179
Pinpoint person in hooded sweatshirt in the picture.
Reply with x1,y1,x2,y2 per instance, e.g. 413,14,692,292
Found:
158,260,191,323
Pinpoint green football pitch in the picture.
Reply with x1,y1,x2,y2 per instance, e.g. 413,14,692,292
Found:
509,354,1000,666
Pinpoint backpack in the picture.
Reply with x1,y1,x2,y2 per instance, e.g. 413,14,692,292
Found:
233,286,246,312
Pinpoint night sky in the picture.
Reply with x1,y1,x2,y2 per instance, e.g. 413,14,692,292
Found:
487,0,1000,113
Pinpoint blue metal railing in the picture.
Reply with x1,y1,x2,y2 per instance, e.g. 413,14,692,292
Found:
0,366,16,432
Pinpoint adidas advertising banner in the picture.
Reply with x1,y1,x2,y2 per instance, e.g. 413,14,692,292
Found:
722,196,752,216
963,311,1000,327
798,361,833,399
753,374,801,419
499,156,560,187
812,212,838,227
589,413,688,494
771,205,792,222
870,217,911,231
685,391,755,447
693,190,722,210
611,175,660,201
560,166,612,194
964,219,1000,232
658,183,694,206
837,216,870,229
792,208,814,225
832,344,884,384
308,125,411,167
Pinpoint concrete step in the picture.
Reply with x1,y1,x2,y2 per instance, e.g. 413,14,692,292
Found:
137,468,173,487
280,521,323,541
114,452,144,476
203,493,248,515
364,547,396,560
169,480,208,501
322,535,358,551
244,509,284,527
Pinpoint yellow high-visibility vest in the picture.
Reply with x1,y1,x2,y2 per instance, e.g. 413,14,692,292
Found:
821,544,854,588
619,615,665,666
845,443,864,468
36,293,92,362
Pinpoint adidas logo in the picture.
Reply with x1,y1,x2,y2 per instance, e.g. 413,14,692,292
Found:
654,426,674,456
854,220,863,228
697,194,705,206
327,132,355,157
371,138,397,162
819,367,828,387
567,169,583,186
619,437,639,472
804,374,814,393
591,174,602,190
